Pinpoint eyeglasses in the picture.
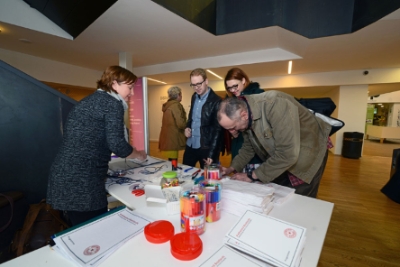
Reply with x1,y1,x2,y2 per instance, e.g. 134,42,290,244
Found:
226,84,239,92
190,79,205,89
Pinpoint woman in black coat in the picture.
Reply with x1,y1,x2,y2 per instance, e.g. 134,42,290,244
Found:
47,66,146,226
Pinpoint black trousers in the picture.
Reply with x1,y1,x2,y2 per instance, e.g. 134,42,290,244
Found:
271,150,329,198
65,207,108,226
183,145,218,169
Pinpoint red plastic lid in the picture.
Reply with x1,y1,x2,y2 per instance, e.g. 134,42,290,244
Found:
144,220,175,244
170,232,203,261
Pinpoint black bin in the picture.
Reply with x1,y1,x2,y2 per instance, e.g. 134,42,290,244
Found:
342,132,364,159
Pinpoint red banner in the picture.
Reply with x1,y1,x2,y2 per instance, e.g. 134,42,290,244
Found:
129,77,145,151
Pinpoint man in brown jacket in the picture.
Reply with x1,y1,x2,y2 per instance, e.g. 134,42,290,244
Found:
218,91,331,197
159,86,187,164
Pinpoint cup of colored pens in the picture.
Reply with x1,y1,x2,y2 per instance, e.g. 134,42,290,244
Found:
204,163,220,180
180,187,206,235
200,182,222,223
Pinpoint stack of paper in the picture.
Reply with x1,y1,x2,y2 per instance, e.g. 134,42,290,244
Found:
220,179,275,216
264,183,295,205
199,245,267,267
52,207,151,267
224,210,306,267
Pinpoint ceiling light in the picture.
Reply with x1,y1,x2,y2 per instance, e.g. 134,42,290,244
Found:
206,70,223,79
147,77,166,84
288,61,292,74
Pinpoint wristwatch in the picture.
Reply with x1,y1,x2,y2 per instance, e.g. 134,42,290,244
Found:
247,172,260,182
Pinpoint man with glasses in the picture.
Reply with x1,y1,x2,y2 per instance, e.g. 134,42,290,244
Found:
183,68,224,169
217,92,332,198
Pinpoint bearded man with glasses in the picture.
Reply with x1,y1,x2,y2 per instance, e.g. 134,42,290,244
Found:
217,93,332,198
183,68,224,169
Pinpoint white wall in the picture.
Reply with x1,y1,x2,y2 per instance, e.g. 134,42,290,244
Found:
254,68,400,89
0,48,101,88
333,85,369,155
367,90,400,103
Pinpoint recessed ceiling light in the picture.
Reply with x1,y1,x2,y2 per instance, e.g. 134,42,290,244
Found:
147,77,166,84
288,61,292,74
206,70,223,79
19,38,32,44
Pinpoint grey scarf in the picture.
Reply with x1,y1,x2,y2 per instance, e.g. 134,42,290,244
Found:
97,89,129,142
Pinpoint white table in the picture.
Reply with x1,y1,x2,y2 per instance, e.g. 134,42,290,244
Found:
3,158,334,267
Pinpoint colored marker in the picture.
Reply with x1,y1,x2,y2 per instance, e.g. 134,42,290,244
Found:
191,169,201,179
184,167,194,172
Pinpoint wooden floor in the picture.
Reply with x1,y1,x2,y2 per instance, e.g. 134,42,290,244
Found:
149,141,400,267
318,154,400,267
363,138,400,157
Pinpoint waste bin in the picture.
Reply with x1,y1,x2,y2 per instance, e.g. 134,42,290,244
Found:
342,132,364,159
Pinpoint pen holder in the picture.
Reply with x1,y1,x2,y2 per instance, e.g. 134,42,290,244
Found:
180,186,206,235
200,181,222,223
204,163,220,180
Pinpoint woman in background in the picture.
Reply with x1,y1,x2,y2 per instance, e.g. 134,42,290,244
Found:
47,65,146,226
224,67,264,174
159,86,187,166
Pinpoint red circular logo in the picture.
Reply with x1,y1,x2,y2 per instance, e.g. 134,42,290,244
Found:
284,228,297,238
83,245,100,255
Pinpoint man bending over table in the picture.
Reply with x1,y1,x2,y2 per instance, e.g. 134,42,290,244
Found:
218,91,332,198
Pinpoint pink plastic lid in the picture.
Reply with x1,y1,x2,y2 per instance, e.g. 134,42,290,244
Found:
170,232,203,261
144,220,175,244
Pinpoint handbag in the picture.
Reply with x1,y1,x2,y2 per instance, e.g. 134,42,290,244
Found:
297,97,345,136
310,109,345,136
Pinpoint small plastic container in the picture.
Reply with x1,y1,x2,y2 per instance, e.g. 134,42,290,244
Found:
170,232,203,261
161,171,179,189
204,163,220,180
180,186,206,235
200,181,222,223
144,220,175,244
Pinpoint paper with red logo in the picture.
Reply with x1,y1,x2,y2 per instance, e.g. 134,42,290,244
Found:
52,207,151,267
199,245,264,267
224,210,306,267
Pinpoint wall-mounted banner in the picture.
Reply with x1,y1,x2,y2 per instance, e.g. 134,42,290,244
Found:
129,77,148,152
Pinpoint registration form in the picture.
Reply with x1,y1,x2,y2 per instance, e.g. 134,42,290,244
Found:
52,207,151,267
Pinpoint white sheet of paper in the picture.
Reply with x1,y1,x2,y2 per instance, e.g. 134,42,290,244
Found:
198,245,268,267
128,156,164,166
225,210,306,267
53,208,151,267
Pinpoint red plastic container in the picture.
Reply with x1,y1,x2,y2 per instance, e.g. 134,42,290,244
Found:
144,220,174,244
170,232,203,261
